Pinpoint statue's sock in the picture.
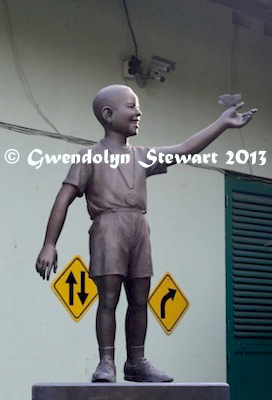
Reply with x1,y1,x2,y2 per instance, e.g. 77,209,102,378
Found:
99,346,115,360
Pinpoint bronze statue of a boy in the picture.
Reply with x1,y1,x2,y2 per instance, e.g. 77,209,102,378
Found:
36,84,256,383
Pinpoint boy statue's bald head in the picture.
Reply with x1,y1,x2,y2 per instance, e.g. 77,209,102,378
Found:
93,84,134,126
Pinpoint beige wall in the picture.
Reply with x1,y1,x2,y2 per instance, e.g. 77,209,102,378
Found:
0,1,271,399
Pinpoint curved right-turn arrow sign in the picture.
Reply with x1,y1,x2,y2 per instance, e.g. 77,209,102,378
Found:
160,288,176,319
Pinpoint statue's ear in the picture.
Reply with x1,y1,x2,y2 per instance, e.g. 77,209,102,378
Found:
101,106,113,123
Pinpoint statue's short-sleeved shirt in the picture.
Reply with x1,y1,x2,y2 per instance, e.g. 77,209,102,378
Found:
63,139,169,279
63,139,168,219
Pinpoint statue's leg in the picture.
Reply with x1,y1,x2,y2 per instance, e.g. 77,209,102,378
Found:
124,276,173,382
92,274,123,382
124,277,150,363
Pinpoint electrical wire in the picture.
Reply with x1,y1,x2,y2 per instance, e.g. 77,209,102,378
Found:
230,22,254,176
238,127,253,175
230,24,238,94
0,121,96,146
122,0,138,56
1,0,60,134
185,161,272,185
186,161,226,175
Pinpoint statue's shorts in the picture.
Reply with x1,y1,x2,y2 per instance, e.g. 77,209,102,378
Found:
88,210,153,280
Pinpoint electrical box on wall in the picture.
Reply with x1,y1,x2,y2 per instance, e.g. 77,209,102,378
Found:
123,59,135,79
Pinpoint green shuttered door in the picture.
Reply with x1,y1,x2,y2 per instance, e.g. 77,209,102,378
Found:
225,175,272,400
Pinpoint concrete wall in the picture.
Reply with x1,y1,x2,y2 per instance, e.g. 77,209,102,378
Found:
0,0,271,399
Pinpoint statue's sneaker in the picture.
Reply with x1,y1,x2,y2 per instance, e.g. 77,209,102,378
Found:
124,358,173,382
92,356,116,383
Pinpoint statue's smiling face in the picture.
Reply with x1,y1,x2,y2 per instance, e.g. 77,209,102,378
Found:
109,89,142,137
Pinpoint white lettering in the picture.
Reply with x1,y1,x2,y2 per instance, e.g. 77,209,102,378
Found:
211,153,218,163
70,153,81,164
27,149,44,169
82,150,93,163
93,154,103,163
104,149,109,164
121,154,130,164
27,149,221,169
174,154,192,164
191,154,202,164
138,148,157,168
62,154,71,164
165,154,173,164
44,154,62,164
110,154,119,169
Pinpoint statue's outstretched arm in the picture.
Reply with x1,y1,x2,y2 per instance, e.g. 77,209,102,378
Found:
165,101,257,163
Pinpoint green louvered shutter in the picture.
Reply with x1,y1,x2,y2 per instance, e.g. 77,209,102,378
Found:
225,174,272,400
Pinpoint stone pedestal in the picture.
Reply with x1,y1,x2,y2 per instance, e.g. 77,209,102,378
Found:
32,382,229,400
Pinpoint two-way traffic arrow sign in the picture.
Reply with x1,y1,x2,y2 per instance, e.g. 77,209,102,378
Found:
51,255,98,322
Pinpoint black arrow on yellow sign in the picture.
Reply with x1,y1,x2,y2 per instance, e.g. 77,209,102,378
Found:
160,288,176,319
66,272,77,305
78,271,88,305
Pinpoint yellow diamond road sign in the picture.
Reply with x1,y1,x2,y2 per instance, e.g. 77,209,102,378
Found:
51,255,98,322
148,272,189,335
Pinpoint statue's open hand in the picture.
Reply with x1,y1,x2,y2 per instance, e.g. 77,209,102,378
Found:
36,244,58,280
219,102,257,129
